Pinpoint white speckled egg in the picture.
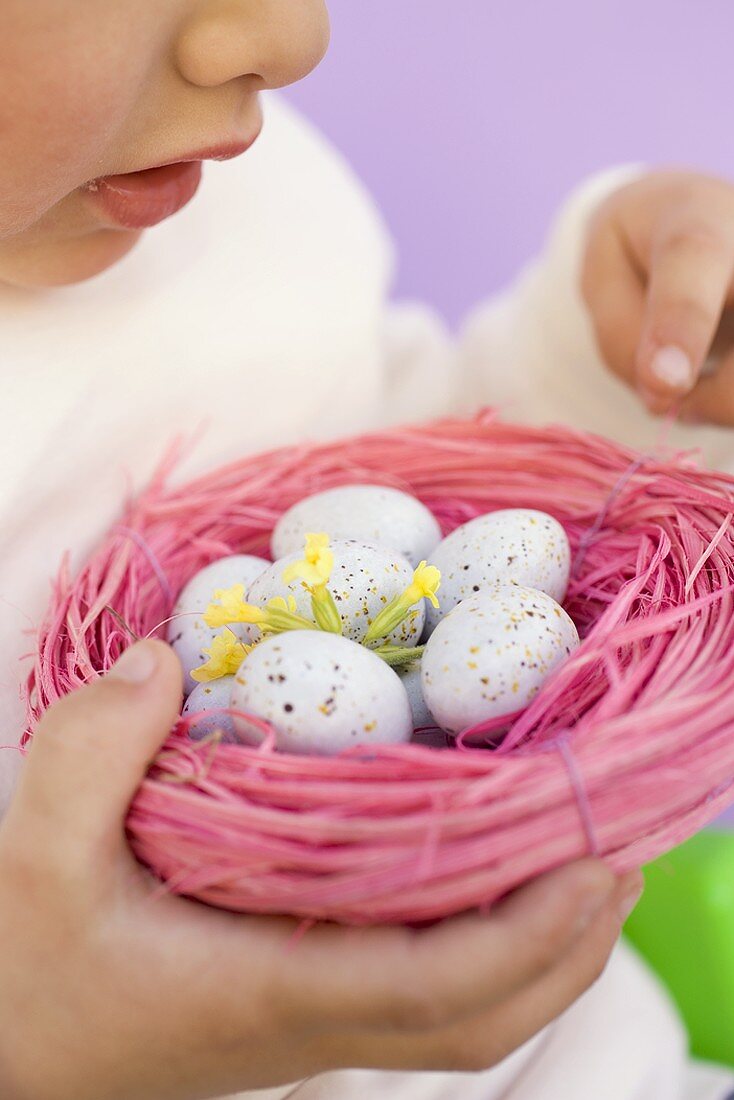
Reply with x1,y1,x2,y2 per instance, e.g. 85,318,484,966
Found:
410,727,451,749
424,510,571,635
231,631,413,755
399,661,437,730
248,540,424,647
422,585,579,734
168,554,270,694
182,677,237,742
272,485,442,568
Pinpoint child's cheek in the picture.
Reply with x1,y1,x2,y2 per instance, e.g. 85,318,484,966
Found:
0,4,163,236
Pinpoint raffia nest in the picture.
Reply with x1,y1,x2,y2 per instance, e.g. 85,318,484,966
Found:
24,412,734,925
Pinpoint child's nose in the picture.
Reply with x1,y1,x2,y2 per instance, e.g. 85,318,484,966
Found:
175,0,330,91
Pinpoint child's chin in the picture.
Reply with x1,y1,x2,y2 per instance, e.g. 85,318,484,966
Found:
0,227,143,289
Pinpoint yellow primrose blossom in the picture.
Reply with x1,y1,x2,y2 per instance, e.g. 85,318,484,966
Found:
404,562,441,610
191,629,252,683
204,586,316,635
282,532,334,588
203,584,254,629
282,533,342,635
363,561,442,644
268,595,299,614
261,597,318,633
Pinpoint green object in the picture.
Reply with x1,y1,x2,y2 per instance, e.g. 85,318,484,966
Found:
624,829,734,1067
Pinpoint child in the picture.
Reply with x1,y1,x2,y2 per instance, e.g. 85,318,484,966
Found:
1,2,733,1097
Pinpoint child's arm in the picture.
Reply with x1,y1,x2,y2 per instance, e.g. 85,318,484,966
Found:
0,641,638,1100
459,169,734,469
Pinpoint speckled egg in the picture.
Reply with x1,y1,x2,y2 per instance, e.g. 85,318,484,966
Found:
231,631,413,755
399,661,437,730
271,485,442,568
424,509,571,636
167,554,270,694
410,727,451,749
422,585,579,734
247,540,425,647
183,677,237,742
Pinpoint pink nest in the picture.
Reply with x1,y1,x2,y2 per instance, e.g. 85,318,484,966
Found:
24,411,734,925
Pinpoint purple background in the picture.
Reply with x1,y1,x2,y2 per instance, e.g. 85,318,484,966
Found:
287,2,734,827
286,0,733,327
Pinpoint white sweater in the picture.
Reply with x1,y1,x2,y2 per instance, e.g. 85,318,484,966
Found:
0,95,731,1100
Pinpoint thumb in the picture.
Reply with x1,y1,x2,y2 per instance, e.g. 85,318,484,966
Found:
12,641,182,849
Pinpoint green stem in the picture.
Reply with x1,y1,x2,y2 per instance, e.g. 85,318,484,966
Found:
264,609,320,633
363,594,409,645
311,586,344,634
372,645,425,668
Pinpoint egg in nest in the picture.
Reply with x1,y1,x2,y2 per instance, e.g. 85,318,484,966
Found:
167,554,270,693
272,484,441,568
422,585,579,734
247,540,425,648
424,509,571,636
231,631,413,755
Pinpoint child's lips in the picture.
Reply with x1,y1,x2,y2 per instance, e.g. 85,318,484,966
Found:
85,122,262,231
86,160,204,230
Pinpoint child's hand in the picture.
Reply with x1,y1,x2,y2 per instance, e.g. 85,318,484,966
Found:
582,171,734,425
0,642,641,1100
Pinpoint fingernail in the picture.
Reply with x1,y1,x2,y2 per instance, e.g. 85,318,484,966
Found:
108,642,159,684
650,346,694,391
617,871,645,923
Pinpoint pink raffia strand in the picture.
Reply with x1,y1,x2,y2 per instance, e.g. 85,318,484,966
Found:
22,410,734,925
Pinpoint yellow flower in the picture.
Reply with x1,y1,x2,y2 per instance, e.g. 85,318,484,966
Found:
204,586,315,635
268,595,298,614
363,561,442,644
280,533,343,634
191,629,252,683
282,532,334,588
262,596,317,633
404,561,441,609
203,584,263,629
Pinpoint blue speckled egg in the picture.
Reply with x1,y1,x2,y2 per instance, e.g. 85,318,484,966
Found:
271,485,441,568
422,585,579,734
182,677,238,741
231,631,413,755
424,510,571,636
398,660,437,730
247,540,424,648
167,554,270,694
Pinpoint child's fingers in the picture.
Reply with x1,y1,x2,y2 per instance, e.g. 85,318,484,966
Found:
283,858,617,1034
452,874,640,1069
635,214,734,408
679,348,734,427
581,217,645,390
359,870,641,1074
10,641,182,857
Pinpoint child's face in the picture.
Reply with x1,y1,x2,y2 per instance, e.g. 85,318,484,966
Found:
0,0,329,288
